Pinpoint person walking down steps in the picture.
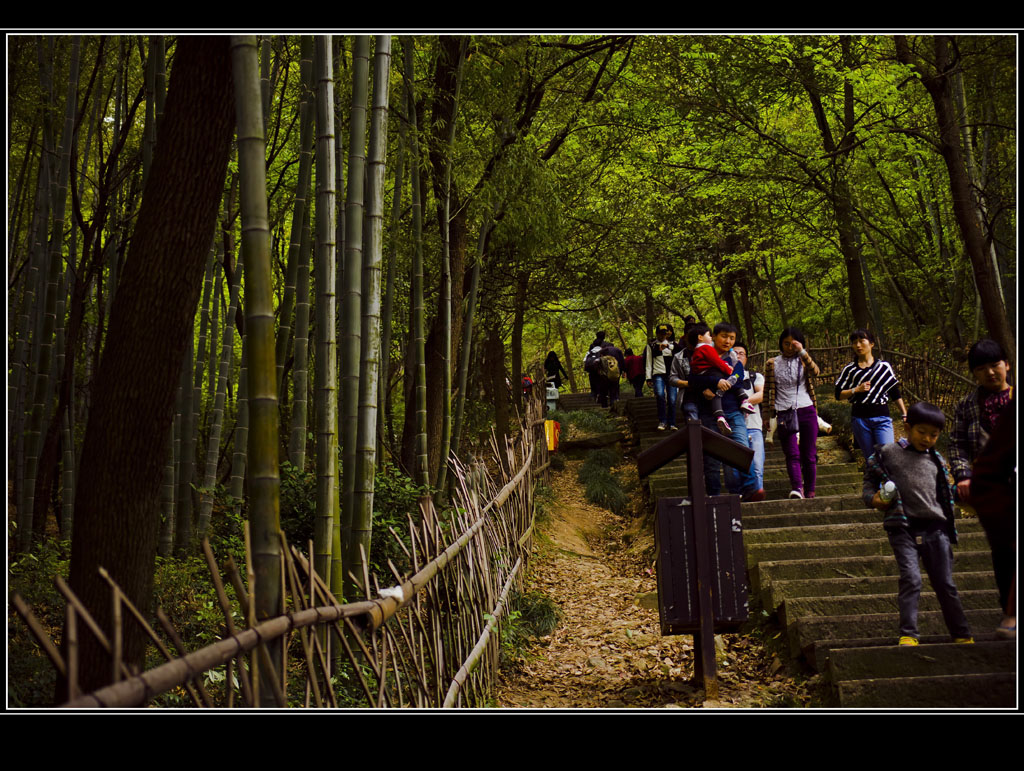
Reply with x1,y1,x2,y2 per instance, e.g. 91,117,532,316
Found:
765,327,822,499
645,323,679,431
863,401,974,647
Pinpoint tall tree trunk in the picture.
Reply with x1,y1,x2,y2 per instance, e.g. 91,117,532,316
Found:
288,196,312,468
310,36,340,594
339,36,370,575
197,260,242,539
377,124,404,461
451,219,493,459
433,36,467,500
349,36,391,596
895,35,1015,365
511,270,529,417
275,36,314,398
557,319,579,394
231,34,283,704
64,36,235,697
24,37,79,548
402,37,430,488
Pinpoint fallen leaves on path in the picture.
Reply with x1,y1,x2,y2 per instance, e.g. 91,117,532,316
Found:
496,459,818,710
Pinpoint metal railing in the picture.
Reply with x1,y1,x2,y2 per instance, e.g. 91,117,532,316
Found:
745,338,973,420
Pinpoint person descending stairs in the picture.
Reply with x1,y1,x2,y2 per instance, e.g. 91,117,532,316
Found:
627,391,1016,708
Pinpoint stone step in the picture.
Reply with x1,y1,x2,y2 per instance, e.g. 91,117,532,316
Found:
746,530,990,565
836,671,1016,708
742,508,883,530
637,433,847,452
648,462,861,483
735,494,866,516
751,551,994,596
828,640,1015,683
647,474,862,496
744,519,985,546
780,589,999,630
790,607,1003,661
764,571,996,610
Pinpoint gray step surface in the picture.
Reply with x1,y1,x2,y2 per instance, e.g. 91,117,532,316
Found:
828,640,1015,682
780,589,999,630
764,570,997,610
790,608,1003,660
836,672,1016,708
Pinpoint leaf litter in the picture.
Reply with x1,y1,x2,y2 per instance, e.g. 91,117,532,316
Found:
496,459,819,709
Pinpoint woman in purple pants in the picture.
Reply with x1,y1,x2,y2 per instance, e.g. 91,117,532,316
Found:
765,328,821,499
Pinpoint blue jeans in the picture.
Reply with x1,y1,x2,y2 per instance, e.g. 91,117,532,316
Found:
680,401,699,422
651,374,677,427
852,415,894,460
746,428,764,491
700,410,756,495
888,526,971,639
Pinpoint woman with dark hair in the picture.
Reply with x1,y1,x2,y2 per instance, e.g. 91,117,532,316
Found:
765,327,821,498
623,348,645,397
834,329,907,460
544,351,569,390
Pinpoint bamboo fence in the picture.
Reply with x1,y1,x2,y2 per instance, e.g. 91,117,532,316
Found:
12,371,549,709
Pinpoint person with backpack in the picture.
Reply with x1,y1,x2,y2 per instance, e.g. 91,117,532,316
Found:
584,331,607,402
596,340,625,408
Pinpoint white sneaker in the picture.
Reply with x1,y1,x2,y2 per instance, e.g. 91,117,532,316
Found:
741,402,757,414
817,416,832,434
657,423,667,431
789,489,804,499
716,416,733,435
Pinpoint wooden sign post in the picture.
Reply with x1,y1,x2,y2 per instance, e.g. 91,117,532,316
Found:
638,419,754,700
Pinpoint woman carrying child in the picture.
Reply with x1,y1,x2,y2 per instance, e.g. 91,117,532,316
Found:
765,327,821,499
834,329,908,461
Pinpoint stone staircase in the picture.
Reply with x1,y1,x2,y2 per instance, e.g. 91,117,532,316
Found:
620,394,1017,708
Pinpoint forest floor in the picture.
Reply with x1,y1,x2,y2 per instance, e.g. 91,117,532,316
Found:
495,458,824,710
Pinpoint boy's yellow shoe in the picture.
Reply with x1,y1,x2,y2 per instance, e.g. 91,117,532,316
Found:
898,636,919,646
952,637,975,644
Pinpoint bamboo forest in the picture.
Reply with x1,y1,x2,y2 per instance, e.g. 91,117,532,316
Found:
7,33,1017,710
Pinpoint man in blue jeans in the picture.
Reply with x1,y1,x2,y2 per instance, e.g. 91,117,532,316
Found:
645,323,679,430
687,323,757,496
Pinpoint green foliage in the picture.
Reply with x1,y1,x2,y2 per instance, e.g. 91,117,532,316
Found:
370,462,431,580
493,589,562,668
204,484,248,566
151,555,243,650
547,409,617,435
8,537,70,706
277,458,429,583
578,447,629,515
533,482,555,523
279,460,317,550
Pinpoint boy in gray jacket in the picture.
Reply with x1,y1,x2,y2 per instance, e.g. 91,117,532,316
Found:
863,401,973,646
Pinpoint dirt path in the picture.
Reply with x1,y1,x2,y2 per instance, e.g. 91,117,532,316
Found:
496,460,818,709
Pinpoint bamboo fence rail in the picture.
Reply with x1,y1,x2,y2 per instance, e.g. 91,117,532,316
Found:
13,371,549,709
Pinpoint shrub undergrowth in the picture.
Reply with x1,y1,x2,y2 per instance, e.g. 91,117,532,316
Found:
577,447,628,515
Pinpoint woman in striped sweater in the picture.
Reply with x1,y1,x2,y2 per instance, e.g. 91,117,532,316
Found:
834,329,908,461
